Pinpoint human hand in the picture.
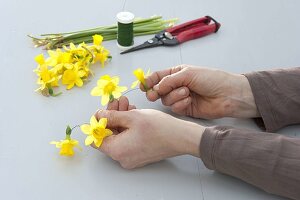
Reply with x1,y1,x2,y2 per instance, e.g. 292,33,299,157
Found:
93,96,205,169
144,65,259,119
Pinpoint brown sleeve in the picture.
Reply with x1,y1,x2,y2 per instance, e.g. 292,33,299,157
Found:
244,67,300,132
200,126,300,200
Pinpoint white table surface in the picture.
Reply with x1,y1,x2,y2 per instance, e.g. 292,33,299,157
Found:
1,0,299,199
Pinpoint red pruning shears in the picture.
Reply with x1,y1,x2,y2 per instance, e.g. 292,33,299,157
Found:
121,16,221,54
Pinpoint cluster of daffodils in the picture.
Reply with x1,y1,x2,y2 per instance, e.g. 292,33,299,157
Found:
34,34,111,96
51,68,150,156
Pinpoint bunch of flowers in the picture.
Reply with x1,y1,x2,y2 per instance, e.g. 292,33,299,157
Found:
34,34,111,96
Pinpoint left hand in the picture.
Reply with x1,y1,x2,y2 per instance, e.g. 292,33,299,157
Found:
92,96,205,169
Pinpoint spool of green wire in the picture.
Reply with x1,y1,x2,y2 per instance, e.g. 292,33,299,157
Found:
116,11,135,50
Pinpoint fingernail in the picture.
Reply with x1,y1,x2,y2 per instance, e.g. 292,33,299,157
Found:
96,109,103,114
153,84,159,91
178,88,186,96
184,97,189,103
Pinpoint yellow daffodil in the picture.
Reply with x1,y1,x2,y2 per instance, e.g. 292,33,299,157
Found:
94,47,110,67
62,64,86,89
91,75,127,105
50,125,81,156
35,65,61,91
131,68,150,89
80,116,113,147
93,34,103,46
50,138,81,156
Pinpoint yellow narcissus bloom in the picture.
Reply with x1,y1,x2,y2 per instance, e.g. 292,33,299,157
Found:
62,64,86,89
35,66,60,91
94,47,110,67
91,75,127,106
34,54,61,91
50,138,81,157
93,34,103,46
80,116,113,148
131,68,150,89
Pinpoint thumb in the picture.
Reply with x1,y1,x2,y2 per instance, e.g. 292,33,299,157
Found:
153,70,190,96
95,109,132,128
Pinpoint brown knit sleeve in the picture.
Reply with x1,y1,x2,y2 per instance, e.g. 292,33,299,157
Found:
200,126,300,200
244,67,300,132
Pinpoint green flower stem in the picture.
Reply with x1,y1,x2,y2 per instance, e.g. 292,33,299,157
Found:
48,87,62,97
143,83,149,91
29,16,178,49
109,94,114,103
66,135,71,140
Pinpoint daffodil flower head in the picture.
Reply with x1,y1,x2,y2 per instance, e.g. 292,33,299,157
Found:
131,68,150,90
80,116,113,148
35,65,61,91
94,47,110,67
50,126,82,157
93,34,103,46
91,75,127,106
62,64,86,89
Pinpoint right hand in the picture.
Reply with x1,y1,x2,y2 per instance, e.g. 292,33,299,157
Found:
144,65,259,119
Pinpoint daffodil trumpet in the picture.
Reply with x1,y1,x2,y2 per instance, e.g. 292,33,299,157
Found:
131,68,150,91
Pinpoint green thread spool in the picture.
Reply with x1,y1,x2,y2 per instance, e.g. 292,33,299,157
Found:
116,12,134,50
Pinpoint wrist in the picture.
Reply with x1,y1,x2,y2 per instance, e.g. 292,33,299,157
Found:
178,121,205,157
228,74,260,118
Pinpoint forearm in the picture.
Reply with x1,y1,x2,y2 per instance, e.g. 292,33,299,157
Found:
200,126,300,200
244,67,300,131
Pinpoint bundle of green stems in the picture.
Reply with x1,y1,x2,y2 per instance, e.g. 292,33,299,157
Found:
29,16,178,49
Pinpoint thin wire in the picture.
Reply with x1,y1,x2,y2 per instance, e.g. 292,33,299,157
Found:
121,88,139,96
70,88,140,131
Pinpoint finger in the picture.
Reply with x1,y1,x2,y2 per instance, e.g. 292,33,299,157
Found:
128,104,136,110
107,99,119,110
146,89,160,102
143,66,184,91
118,96,129,111
161,87,190,106
170,97,191,115
153,69,190,97
91,134,116,156
95,110,132,128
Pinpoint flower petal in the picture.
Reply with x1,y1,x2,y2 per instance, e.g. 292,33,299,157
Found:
112,91,122,99
80,124,91,135
111,76,120,85
85,135,94,146
105,129,113,137
116,86,127,93
98,118,107,128
101,94,110,106
91,86,103,96
67,83,74,90
94,138,104,148
90,116,98,127
75,78,83,87
131,80,139,89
